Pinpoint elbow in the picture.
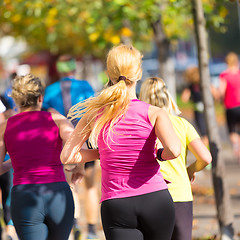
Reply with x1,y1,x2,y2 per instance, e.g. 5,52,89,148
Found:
205,152,212,165
60,151,69,165
164,144,181,160
171,144,181,159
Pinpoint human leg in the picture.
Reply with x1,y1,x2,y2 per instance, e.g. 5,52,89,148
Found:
64,166,82,240
84,161,99,239
226,107,240,161
101,190,175,240
136,190,175,240
11,182,74,240
101,197,144,240
171,201,193,240
10,185,49,240
45,182,74,240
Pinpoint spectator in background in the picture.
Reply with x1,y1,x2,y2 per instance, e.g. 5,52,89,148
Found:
212,52,240,162
42,55,100,240
0,74,75,239
181,66,208,146
139,77,212,240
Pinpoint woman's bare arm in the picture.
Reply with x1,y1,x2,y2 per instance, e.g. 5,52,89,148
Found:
187,138,212,182
149,106,181,160
60,114,99,165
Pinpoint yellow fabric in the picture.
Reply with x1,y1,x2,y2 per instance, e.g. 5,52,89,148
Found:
159,115,200,202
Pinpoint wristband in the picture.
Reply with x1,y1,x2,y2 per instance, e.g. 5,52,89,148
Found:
157,148,165,161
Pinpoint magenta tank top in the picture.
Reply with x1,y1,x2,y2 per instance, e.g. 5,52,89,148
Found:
220,70,240,109
4,111,66,186
98,99,167,202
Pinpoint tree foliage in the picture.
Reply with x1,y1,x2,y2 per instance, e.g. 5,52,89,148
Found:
0,0,233,58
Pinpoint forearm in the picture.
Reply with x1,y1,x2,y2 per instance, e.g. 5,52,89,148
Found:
80,149,99,163
187,159,208,175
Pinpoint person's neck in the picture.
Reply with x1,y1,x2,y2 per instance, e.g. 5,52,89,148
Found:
128,84,137,100
228,66,239,73
19,106,41,113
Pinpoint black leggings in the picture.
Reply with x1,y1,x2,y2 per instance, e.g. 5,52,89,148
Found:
101,189,175,240
11,182,74,240
171,201,193,240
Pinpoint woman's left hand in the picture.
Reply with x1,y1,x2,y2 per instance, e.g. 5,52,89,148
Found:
65,163,85,184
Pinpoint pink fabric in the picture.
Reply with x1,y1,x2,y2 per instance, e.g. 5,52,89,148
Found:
220,70,240,109
4,111,66,186
98,99,167,202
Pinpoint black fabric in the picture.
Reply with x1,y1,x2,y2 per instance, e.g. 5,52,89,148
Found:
101,189,175,240
171,201,193,240
11,182,74,240
226,106,240,134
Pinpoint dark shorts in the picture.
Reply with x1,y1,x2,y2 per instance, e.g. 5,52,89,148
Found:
226,106,240,134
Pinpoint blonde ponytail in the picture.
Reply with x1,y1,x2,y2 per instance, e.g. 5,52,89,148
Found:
139,77,181,115
68,45,142,148
68,80,130,148
68,44,143,148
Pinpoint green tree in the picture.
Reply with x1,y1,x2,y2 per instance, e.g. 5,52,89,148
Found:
192,0,236,238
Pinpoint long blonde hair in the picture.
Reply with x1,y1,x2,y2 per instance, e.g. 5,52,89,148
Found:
68,44,143,148
139,77,181,115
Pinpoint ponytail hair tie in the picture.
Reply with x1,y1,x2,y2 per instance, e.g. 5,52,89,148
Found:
118,76,126,81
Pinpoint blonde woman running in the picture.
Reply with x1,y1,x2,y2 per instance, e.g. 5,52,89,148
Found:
61,45,181,240
139,77,212,240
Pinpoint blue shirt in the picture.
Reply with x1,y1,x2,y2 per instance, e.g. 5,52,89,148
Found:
43,77,95,116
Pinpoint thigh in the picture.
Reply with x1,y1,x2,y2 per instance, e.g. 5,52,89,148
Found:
11,187,48,240
45,184,74,240
137,190,175,240
171,201,193,240
101,198,143,240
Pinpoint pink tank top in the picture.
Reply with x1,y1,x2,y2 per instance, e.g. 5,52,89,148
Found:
98,99,167,202
4,111,66,186
220,70,240,109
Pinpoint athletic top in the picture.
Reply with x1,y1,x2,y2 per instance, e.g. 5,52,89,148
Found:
43,76,95,116
160,115,200,202
4,111,66,186
220,70,240,109
98,99,168,202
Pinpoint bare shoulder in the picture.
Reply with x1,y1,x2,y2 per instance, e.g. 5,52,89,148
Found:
148,105,166,117
148,105,168,126
50,112,73,128
51,112,66,120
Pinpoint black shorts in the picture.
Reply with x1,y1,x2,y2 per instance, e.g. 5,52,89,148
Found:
226,106,240,134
